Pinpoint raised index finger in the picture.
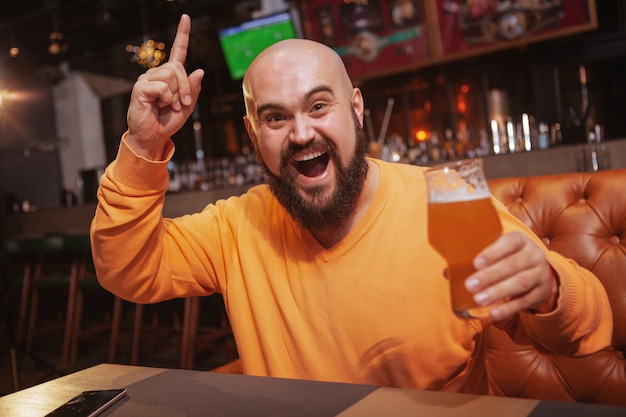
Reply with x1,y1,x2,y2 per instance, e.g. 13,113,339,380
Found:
169,14,191,64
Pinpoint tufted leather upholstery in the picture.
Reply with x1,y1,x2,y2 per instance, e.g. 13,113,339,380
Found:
486,168,626,405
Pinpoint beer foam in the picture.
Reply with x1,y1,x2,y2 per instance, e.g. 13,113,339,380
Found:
428,186,490,203
426,167,491,203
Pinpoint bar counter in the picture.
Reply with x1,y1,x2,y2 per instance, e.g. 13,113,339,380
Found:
5,138,626,239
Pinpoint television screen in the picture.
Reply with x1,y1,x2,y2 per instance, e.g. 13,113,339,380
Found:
219,11,299,80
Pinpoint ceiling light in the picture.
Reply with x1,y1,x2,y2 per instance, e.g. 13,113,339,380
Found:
126,39,167,68
48,9,68,56
48,31,67,55
9,32,20,58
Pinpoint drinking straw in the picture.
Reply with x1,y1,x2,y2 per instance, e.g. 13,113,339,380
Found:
378,97,395,144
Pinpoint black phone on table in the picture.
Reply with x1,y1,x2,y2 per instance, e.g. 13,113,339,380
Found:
44,388,127,417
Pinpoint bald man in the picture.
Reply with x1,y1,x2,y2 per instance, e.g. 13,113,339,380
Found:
92,15,611,393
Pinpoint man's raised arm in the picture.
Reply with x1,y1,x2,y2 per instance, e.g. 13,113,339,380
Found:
91,15,206,302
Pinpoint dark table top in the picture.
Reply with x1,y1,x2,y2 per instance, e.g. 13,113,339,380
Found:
1,364,625,417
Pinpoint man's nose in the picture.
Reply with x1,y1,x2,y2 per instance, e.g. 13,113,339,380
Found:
289,115,315,144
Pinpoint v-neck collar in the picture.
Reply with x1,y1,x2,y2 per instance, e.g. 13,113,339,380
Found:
289,159,391,263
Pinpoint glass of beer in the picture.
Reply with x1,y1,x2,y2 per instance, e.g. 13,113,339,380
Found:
424,159,503,319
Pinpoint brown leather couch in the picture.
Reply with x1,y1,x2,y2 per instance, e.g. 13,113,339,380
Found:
486,168,626,405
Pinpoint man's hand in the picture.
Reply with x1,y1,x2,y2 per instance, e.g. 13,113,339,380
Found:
465,231,559,321
126,14,204,160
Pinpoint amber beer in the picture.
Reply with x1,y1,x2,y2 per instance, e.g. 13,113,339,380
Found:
425,159,503,318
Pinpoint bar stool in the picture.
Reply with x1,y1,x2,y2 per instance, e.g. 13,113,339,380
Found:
109,295,234,370
12,235,74,369
180,294,234,370
108,299,146,365
108,296,125,364
3,238,34,348
109,299,186,366
64,234,115,368
11,234,113,370
2,237,41,391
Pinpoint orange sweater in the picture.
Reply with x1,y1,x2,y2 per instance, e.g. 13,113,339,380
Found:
92,138,612,393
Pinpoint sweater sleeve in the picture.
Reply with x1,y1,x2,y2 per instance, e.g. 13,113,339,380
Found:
493,205,613,357
90,134,222,303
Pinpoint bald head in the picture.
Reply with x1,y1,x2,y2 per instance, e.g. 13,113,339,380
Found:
244,38,351,85
242,38,355,119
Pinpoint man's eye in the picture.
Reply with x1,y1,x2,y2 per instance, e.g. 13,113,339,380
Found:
311,103,327,113
265,114,287,127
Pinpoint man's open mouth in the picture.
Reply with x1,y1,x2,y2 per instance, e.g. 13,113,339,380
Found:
293,151,330,177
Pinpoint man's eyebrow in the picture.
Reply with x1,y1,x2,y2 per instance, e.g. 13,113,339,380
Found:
304,85,335,101
255,102,286,117
255,85,335,116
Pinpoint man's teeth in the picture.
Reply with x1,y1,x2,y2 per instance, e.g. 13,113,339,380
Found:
295,151,324,162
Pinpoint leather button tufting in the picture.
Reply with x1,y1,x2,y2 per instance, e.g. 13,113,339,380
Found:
609,236,620,245
541,237,551,246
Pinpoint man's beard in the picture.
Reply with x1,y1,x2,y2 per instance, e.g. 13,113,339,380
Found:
256,111,369,233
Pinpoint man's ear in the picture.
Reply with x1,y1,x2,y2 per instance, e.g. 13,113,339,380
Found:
352,88,365,127
243,115,257,146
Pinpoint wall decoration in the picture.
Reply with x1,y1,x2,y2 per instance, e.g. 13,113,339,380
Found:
435,0,597,58
303,0,432,80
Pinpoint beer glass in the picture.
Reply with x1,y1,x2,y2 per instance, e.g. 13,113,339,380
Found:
424,159,503,319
